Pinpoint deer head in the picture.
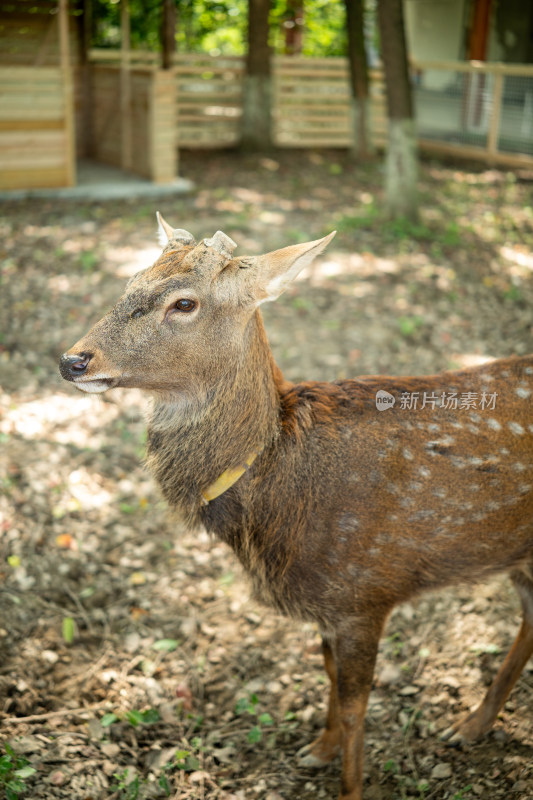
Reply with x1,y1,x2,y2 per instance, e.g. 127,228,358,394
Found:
59,215,335,396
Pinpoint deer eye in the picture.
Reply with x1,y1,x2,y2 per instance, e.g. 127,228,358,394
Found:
174,298,197,313
130,309,143,319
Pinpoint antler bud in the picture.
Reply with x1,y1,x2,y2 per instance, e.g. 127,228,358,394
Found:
204,231,237,258
156,212,195,247
172,229,196,245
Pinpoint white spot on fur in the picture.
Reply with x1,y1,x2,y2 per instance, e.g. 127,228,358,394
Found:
487,418,501,431
508,421,525,435
450,456,466,468
516,387,531,399
403,447,413,460
400,496,415,508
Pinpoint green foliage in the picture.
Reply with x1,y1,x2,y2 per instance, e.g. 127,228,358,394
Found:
92,0,162,50
270,0,347,56
336,208,467,251
0,743,37,800
90,0,348,57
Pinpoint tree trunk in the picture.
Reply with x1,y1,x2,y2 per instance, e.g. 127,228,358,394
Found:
241,0,273,150
345,0,371,159
377,0,418,220
75,0,92,157
161,0,176,70
284,0,304,56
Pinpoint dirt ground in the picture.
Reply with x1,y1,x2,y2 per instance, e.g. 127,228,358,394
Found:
1,150,533,800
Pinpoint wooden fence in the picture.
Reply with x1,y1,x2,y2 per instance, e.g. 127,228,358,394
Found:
88,50,533,168
89,65,176,183
0,66,75,190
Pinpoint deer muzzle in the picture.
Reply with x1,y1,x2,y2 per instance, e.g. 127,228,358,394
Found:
59,349,119,393
59,352,92,380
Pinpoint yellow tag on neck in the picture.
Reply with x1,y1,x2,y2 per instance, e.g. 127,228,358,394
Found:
201,451,260,504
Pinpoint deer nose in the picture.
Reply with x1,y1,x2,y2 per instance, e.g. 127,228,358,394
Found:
59,352,92,381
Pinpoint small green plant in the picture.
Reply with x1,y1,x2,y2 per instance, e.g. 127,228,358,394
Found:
101,707,160,729
452,786,473,800
383,759,429,799
110,768,141,800
385,217,432,242
0,743,37,800
383,758,400,775
62,615,75,644
503,284,523,303
159,739,203,796
235,693,275,744
386,631,405,657
79,249,98,273
336,205,379,232
397,315,425,338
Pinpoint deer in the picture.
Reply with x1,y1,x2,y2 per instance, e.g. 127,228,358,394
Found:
59,216,533,800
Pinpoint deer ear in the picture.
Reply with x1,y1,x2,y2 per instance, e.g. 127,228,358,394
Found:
255,231,336,304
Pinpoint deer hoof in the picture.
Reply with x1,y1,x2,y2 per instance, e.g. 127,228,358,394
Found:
441,709,494,746
297,744,330,767
297,740,340,767
440,725,468,747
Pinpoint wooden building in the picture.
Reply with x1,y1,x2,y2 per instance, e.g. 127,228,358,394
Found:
0,0,178,190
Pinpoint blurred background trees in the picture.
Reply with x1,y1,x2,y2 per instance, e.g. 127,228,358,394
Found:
88,0,416,216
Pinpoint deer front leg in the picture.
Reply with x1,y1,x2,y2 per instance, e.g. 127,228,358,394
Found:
334,627,381,800
298,637,341,766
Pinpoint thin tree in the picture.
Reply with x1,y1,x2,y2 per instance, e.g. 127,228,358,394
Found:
344,0,370,159
283,0,304,55
161,0,176,70
241,0,273,150
377,0,418,219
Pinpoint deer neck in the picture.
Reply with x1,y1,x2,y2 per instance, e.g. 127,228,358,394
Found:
146,311,282,515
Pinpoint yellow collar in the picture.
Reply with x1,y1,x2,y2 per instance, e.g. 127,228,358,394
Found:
201,450,261,505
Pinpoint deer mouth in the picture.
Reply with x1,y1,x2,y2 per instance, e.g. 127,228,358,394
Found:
72,374,119,393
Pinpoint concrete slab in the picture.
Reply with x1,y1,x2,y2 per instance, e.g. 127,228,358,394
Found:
0,160,194,201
